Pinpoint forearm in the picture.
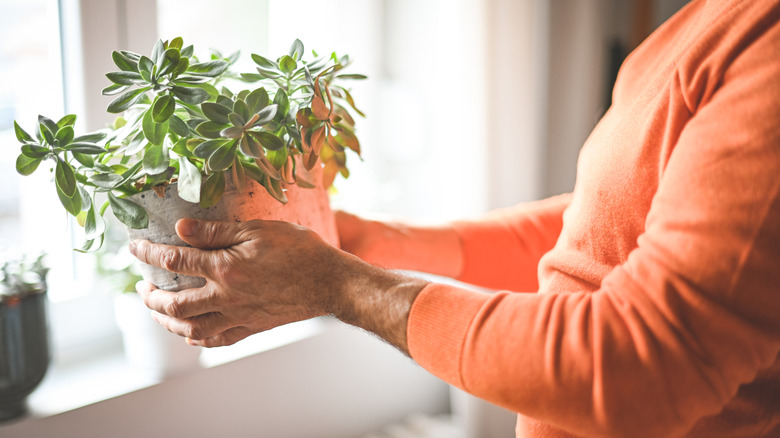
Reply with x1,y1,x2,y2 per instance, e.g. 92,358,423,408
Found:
329,251,429,354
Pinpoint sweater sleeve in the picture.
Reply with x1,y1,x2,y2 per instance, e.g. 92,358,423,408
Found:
451,193,571,292
408,6,780,437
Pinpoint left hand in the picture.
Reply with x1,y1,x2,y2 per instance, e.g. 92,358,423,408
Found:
129,218,361,347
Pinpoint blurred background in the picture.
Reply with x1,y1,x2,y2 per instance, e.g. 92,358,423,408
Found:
0,0,688,437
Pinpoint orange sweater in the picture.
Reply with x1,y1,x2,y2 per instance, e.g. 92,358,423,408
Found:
407,1,780,436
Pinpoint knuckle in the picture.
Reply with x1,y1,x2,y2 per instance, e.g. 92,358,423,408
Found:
161,250,182,272
164,295,185,318
185,323,203,340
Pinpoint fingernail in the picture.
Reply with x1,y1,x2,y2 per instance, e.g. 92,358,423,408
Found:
179,220,195,237
129,240,138,255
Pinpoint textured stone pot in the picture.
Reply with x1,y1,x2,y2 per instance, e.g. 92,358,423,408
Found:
126,169,338,292
0,292,50,423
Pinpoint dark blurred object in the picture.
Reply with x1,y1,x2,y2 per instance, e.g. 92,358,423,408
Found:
0,253,50,423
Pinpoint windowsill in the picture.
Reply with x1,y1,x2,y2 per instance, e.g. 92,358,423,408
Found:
12,317,327,422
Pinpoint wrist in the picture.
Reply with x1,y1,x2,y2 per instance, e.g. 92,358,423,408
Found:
330,251,429,354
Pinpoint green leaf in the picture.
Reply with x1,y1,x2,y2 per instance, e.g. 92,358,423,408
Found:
108,192,148,229
151,39,165,65
171,56,190,77
38,115,59,135
193,138,228,159
251,54,278,69
112,51,139,72
251,131,284,151
106,71,143,85
233,100,251,123
73,132,107,143
21,144,49,159
289,39,304,61
55,158,77,197
264,176,287,203
194,82,220,100
172,138,193,158
72,152,94,168
279,55,297,75
201,102,232,124
254,104,278,125
56,181,83,216
143,142,169,175
220,127,244,139
188,60,229,77
169,37,184,50
15,154,42,176
171,85,210,105
246,87,270,115
200,172,225,208
63,142,106,154
239,134,262,158
151,94,175,123
102,84,129,96
142,108,169,146
177,156,201,203
196,121,227,139
39,122,55,145
77,185,92,211
181,45,194,58
240,73,263,82
84,202,106,240
206,140,237,171
273,89,289,120
138,55,154,78
125,132,146,155
89,173,123,189
228,112,245,127
55,125,75,145
57,114,77,128
14,121,34,143
107,86,151,113
158,48,181,76
173,75,211,84
169,115,189,137
336,73,368,80
266,144,288,169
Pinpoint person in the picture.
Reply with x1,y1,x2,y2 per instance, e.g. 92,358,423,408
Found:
129,0,780,436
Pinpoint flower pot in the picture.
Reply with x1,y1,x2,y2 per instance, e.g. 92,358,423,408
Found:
126,166,338,292
0,292,50,423
113,292,201,378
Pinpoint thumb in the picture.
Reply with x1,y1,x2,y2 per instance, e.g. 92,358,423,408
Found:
176,218,249,249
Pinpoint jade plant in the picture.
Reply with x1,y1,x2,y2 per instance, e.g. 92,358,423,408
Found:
12,37,365,251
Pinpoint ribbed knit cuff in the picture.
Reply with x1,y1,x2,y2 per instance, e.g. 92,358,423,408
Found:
407,282,492,388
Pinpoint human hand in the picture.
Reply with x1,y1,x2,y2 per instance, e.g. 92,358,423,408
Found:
130,218,427,351
130,219,354,347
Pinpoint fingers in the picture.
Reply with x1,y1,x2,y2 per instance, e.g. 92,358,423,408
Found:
130,239,215,278
136,281,214,319
186,326,255,348
175,218,251,250
151,310,228,341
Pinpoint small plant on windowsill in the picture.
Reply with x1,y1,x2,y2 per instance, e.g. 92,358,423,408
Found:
11,37,365,291
0,252,50,422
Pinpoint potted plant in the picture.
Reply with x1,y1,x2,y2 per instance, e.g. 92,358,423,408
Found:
0,253,50,422
12,37,365,291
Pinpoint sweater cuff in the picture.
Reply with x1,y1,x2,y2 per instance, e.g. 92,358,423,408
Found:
407,282,492,388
